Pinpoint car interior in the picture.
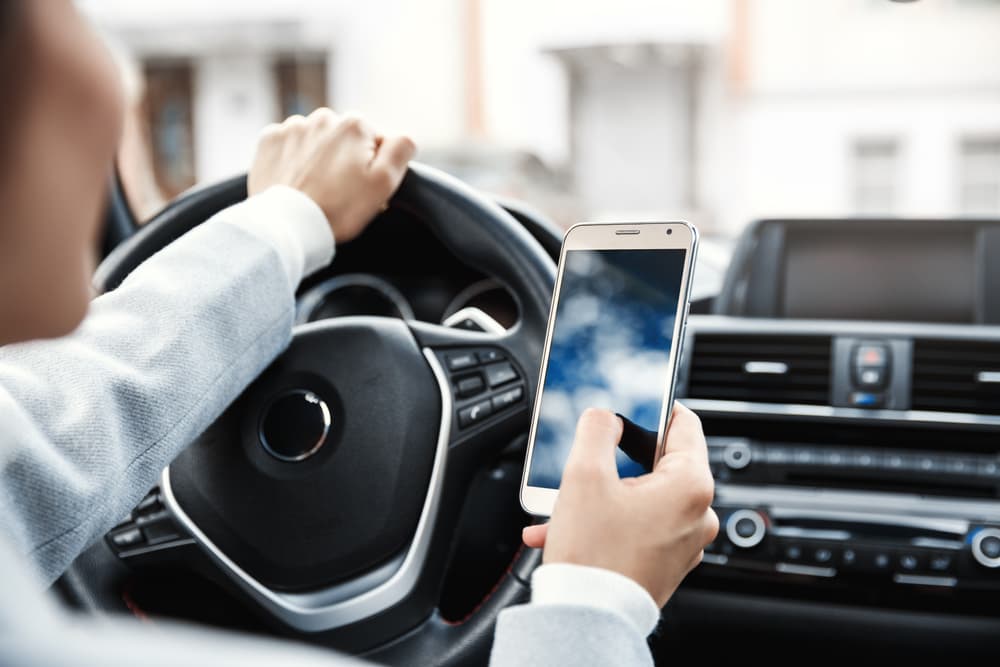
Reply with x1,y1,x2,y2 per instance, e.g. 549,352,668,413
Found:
35,0,998,663
51,164,1000,663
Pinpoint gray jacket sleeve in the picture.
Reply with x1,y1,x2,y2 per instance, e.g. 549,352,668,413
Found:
491,604,655,667
0,215,298,585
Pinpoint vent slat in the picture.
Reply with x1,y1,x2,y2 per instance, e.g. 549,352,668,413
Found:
911,339,1000,416
685,334,832,406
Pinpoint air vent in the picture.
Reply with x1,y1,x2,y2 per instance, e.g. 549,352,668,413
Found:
911,340,1000,415
686,334,833,405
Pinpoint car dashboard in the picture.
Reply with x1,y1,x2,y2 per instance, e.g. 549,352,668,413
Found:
662,218,1000,658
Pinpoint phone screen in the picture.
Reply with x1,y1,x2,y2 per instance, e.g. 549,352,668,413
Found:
526,248,688,489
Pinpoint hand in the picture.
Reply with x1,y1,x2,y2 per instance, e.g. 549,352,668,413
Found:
248,108,416,243
523,404,718,607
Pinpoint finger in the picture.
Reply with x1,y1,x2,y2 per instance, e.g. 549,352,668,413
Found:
658,402,707,461
369,134,416,196
258,122,282,139
522,524,548,548
562,408,624,483
336,113,378,143
307,106,339,127
281,114,307,130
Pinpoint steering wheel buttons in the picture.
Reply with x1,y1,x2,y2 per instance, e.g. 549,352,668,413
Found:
477,349,503,363
456,375,486,397
446,352,478,371
484,361,518,387
459,399,493,428
492,386,524,411
110,527,144,549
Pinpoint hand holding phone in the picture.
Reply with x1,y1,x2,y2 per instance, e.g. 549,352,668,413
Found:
523,404,718,608
520,221,699,516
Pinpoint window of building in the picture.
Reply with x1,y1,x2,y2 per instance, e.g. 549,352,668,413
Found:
852,139,899,215
142,61,197,200
274,56,329,118
959,137,1000,215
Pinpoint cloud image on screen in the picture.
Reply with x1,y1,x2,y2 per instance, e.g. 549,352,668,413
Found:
527,248,686,489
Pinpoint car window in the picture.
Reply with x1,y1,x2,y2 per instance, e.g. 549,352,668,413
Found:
82,0,1000,238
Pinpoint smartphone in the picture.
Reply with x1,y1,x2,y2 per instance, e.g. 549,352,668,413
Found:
519,221,699,517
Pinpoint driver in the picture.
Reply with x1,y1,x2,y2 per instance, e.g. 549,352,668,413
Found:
0,2,718,666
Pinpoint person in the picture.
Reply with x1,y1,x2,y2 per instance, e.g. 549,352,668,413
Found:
0,2,718,665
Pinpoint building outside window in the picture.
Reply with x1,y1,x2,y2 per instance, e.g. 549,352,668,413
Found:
275,56,329,118
852,139,899,215
959,137,1000,215
143,61,196,199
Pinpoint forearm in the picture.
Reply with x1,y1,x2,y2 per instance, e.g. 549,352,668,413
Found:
0,186,331,583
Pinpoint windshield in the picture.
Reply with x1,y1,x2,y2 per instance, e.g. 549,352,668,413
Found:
82,0,1000,238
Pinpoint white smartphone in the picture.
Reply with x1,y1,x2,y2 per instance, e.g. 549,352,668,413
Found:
519,221,699,517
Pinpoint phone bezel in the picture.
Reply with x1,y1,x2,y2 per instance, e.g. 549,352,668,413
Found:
519,221,700,517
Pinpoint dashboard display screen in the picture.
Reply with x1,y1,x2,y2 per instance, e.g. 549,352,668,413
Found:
526,248,687,489
782,225,977,323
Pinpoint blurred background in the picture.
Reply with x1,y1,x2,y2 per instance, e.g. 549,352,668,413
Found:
80,0,1000,246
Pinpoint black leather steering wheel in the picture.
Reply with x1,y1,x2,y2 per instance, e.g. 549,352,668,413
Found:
85,162,556,665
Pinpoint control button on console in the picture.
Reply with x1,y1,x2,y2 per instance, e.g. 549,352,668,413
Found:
972,528,1000,569
722,441,752,470
898,552,922,572
872,551,892,572
458,399,493,428
725,509,766,549
850,391,885,408
484,361,518,388
447,351,478,371
812,546,836,565
783,544,803,561
852,342,891,390
928,552,956,574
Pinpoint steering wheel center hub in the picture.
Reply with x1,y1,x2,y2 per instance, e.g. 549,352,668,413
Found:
168,317,442,591
259,389,332,462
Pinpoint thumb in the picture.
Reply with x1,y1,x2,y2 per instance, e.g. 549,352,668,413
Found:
522,523,548,548
562,408,624,484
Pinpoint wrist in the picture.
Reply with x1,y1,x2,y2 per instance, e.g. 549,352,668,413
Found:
530,562,661,637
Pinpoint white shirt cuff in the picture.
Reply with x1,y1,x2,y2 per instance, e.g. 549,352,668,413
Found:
216,185,334,287
530,563,661,637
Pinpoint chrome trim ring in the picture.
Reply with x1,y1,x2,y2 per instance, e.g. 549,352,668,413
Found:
725,509,766,549
160,347,452,632
971,527,1000,569
258,390,331,462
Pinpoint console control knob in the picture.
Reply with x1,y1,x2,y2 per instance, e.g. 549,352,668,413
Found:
723,441,752,470
725,509,766,549
972,527,1000,569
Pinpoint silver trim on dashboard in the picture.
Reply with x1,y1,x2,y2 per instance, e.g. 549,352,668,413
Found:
971,527,1000,569
744,361,789,375
684,398,1000,429
977,371,1000,384
893,574,958,588
717,485,1000,525
775,563,836,578
159,348,453,633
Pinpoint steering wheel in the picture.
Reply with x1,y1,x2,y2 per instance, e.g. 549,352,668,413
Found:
82,163,556,665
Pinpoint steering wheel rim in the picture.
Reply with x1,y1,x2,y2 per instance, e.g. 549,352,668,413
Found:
82,162,556,665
